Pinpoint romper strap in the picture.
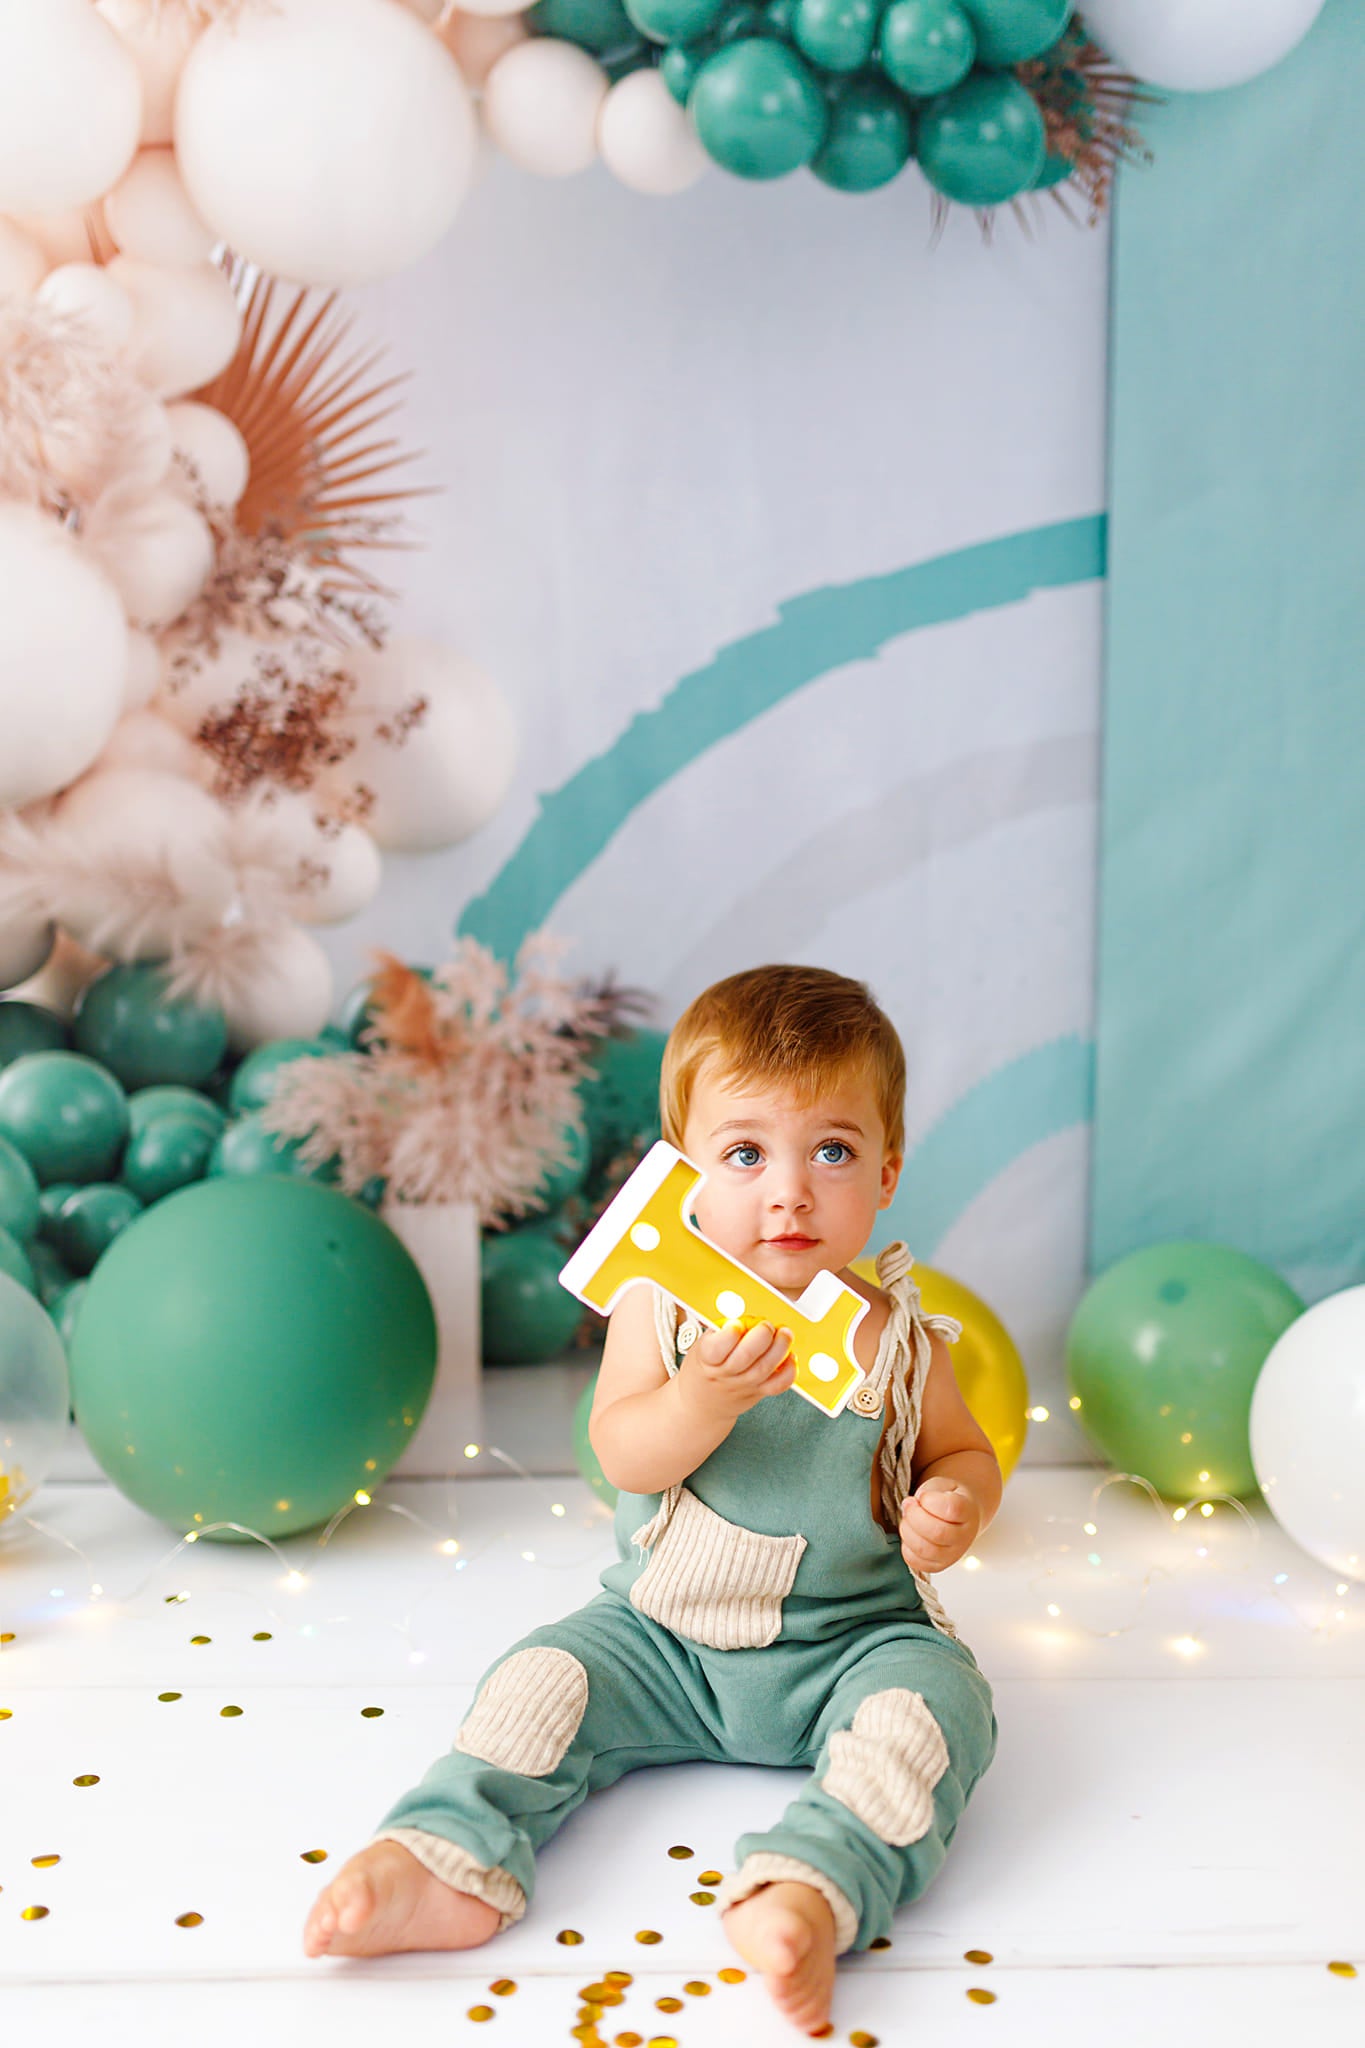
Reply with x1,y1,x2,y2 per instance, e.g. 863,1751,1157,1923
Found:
652,1285,683,1378
871,1242,963,1644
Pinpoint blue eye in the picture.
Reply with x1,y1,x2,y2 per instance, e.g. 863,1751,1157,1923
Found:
728,1144,762,1168
817,1141,851,1164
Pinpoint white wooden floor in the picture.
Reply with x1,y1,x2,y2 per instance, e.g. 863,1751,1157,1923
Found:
2,1464,1361,2047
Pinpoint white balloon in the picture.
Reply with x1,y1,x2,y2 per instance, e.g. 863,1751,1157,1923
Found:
225,790,383,926
0,914,56,995
154,624,273,736
0,219,46,296
7,929,108,1019
343,637,517,852
36,263,135,352
96,0,202,147
597,69,709,195
0,0,141,213
7,206,103,270
439,10,529,86
52,765,235,958
222,922,335,1050
105,147,215,266
0,505,129,810
483,41,609,176
164,400,250,509
1250,1286,1365,1581
458,0,532,20
97,707,208,781
1080,0,1327,91
84,486,215,631
106,256,242,399
123,628,164,712
175,0,477,287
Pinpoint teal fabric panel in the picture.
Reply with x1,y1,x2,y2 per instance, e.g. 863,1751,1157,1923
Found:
1091,0,1365,1302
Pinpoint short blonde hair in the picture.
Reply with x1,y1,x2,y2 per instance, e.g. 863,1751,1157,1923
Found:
661,964,905,1155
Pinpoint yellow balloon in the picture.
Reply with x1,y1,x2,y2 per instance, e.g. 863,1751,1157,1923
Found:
854,1257,1030,1482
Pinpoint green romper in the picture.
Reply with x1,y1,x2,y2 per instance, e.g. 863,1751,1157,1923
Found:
374,1245,998,1952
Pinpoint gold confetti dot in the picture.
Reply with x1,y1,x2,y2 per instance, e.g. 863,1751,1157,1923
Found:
1,1632,15,1643
0,1709,11,1720
698,1869,722,1885
605,1973,633,1988
30,1856,59,1869
646,2038,677,2048
809,2028,835,2041
868,1935,892,1951
1328,1961,1358,1978
689,1890,716,1906
164,1594,187,1605
489,1978,516,1995
581,1986,623,2008
300,1850,328,1864
467,2008,494,2023
718,1967,746,1984
190,1635,211,1645
683,1981,710,1996
557,1928,584,1945
966,1987,997,2005
220,1705,243,1718
964,1949,993,1965
635,1929,662,1945
578,2004,603,2023
253,1632,272,1642
850,2033,880,2047
667,1844,692,1859
615,2036,643,2047
73,1775,99,1787
21,1905,48,1921
175,1912,203,1928
360,1707,384,1718
654,1999,682,2013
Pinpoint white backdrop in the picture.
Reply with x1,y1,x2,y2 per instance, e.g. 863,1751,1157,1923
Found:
324,157,1109,1458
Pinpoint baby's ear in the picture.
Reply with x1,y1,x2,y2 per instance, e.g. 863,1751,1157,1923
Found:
879,1152,903,1208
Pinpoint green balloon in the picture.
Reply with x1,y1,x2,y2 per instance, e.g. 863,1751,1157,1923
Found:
690,39,828,178
481,1231,585,1364
49,1278,87,1352
716,0,772,36
0,1224,37,1295
28,1237,71,1305
961,0,1069,66
0,1133,40,1244
661,36,713,100
528,0,636,49
209,1111,335,1183
38,1183,80,1235
1034,148,1071,188
572,1371,617,1507
577,1029,666,1177
878,0,975,94
121,1113,217,1205
0,1001,68,1069
340,965,433,1050
812,76,915,187
1065,1243,1304,1500
916,70,1045,205
49,1183,144,1277
530,1121,592,1215
128,1086,227,1139
764,0,798,32
793,0,879,70
603,34,654,77
0,1052,129,1186
71,963,227,1092
627,0,727,41
228,1038,331,1117
71,1177,437,1539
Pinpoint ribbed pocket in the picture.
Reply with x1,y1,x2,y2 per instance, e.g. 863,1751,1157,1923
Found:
629,1486,807,1650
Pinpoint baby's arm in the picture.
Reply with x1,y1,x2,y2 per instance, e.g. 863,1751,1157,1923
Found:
589,1285,796,1496
897,1330,1003,1574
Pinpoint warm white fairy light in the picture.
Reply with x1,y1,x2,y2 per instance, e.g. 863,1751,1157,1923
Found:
1199,1502,1214,1518
1046,1603,1061,1617
1170,1635,1204,1658
1083,1522,1097,1535
440,1539,460,1556
1068,1396,1082,1410
551,1503,566,1517
284,1570,307,1592
463,1444,481,1459
1172,1507,1187,1522
521,1549,536,1562
962,1555,982,1571
354,1490,372,1506
1028,1406,1050,1422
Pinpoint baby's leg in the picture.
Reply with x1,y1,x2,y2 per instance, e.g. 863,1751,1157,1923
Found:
306,1595,721,1961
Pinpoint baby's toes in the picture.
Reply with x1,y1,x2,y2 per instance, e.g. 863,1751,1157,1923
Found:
303,1889,339,1956
333,1868,377,1935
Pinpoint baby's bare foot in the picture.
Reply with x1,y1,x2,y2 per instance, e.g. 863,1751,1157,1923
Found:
303,1840,501,1959
722,1880,837,2034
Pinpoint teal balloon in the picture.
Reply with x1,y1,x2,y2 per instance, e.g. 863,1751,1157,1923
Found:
120,1114,217,1205
1034,148,1071,188
530,1121,592,1214
528,0,636,48
661,37,712,100
0,1002,68,1069
481,1231,585,1364
764,0,797,32
793,0,879,70
577,1029,666,1176
878,0,974,94
49,1183,143,1277
1065,1243,1304,1501
961,0,1069,65
38,1184,80,1235
129,1085,226,1139
572,1372,617,1507
71,1177,436,1538
916,70,1045,204
603,34,653,77
0,1134,40,1244
716,1,772,36
812,76,914,187
690,39,828,178
627,0,727,41
317,1025,351,1050
228,1037,330,1116
0,1225,37,1295
71,963,227,1092
209,1111,335,1183
28,1240,73,1306
0,1053,129,1186
49,1278,87,1352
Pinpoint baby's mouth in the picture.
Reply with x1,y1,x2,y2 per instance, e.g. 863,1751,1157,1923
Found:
764,1235,819,1251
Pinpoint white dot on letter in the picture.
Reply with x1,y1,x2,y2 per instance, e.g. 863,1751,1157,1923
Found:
630,1223,661,1251
716,1290,746,1319
809,1353,839,1381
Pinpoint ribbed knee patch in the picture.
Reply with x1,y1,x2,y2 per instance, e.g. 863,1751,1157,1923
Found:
821,1688,949,1846
454,1646,588,1778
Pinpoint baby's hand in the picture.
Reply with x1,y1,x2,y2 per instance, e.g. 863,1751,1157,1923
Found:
899,1479,981,1575
680,1319,796,1419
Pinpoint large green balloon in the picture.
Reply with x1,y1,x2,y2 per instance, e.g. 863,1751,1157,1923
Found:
120,1112,217,1205
1065,1243,1304,1500
129,1085,226,1139
916,71,1045,205
961,0,1069,66
48,1183,143,1277
878,0,975,95
572,1372,617,1508
228,1037,331,1117
72,963,227,1092
627,0,727,40
528,0,637,48
690,39,828,178
0,1053,129,1186
71,1176,437,1539
812,76,915,188
481,1230,586,1364
793,0,880,73
0,1002,68,1070
0,1134,40,1244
